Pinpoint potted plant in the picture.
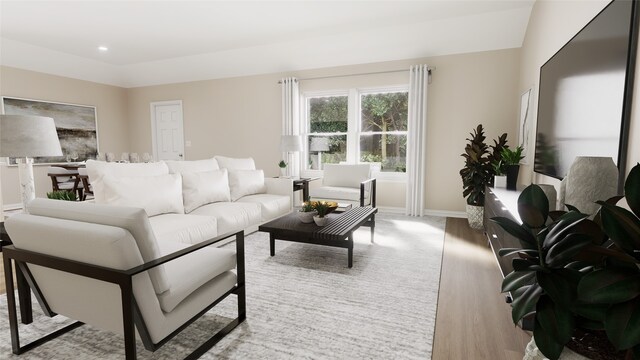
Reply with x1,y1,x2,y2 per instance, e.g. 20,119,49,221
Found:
46,190,76,201
491,163,640,360
312,201,337,226
278,160,287,177
500,145,524,190
297,201,318,223
460,124,492,230
491,160,507,188
488,133,509,187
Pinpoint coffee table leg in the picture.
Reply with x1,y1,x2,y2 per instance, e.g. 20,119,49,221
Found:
348,234,353,268
270,233,275,256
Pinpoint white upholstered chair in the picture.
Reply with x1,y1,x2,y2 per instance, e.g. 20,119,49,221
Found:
2,199,245,359
309,164,377,207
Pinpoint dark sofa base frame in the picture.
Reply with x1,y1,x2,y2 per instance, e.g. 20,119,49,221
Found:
3,230,246,360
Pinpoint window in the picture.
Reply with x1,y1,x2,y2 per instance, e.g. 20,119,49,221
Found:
302,87,408,174
307,95,348,169
359,91,408,172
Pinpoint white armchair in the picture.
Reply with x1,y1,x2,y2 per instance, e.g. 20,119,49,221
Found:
309,164,377,207
2,199,245,359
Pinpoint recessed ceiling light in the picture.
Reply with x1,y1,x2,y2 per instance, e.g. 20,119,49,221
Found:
98,46,108,52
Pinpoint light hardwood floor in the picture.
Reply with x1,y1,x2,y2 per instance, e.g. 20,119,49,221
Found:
432,217,531,359
0,217,529,358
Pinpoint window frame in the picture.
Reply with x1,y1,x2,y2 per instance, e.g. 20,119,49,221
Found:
301,85,409,181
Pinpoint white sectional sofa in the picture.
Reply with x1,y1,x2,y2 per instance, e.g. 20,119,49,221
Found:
85,156,293,244
2,155,289,358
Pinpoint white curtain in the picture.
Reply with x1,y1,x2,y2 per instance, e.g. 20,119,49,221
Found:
406,65,429,216
281,77,300,177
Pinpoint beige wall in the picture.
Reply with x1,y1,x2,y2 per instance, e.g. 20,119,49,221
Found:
127,74,283,175
518,0,640,190
127,48,521,212
0,66,129,205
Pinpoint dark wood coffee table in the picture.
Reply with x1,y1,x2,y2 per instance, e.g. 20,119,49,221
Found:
258,206,377,268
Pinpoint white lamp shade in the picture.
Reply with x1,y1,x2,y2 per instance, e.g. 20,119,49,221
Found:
280,135,302,152
310,137,330,152
0,115,63,157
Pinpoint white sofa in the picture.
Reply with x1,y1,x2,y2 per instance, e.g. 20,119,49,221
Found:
85,156,293,244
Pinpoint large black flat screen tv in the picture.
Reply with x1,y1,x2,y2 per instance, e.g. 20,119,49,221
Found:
534,0,638,182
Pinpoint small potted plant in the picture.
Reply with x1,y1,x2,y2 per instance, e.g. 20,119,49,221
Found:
491,159,507,188
488,133,509,187
297,201,317,223
500,145,524,190
312,201,337,226
278,160,287,177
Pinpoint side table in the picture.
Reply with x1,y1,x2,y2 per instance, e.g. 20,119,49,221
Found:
292,177,320,202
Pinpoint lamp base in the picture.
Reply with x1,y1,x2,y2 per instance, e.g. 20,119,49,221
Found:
17,158,35,213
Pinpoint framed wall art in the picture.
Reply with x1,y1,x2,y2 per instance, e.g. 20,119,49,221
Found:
1,96,99,164
518,88,532,165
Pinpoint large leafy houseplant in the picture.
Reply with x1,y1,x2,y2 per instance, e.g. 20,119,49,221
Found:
460,124,490,206
492,163,640,360
460,125,508,206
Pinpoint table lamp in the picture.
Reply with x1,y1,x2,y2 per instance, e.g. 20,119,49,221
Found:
280,135,302,177
0,115,63,212
309,137,330,170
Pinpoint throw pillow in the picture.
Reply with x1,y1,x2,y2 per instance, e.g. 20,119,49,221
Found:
85,160,170,203
228,169,266,201
165,158,219,174
102,173,184,216
214,155,256,170
182,169,231,213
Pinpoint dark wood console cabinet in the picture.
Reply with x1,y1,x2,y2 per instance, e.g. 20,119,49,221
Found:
484,186,534,330
483,186,522,278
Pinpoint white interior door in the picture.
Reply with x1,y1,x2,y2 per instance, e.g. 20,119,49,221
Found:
151,101,184,161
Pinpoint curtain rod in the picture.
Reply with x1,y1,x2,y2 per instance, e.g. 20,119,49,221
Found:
277,67,434,84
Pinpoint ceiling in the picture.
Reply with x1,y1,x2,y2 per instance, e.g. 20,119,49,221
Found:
0,1,534,88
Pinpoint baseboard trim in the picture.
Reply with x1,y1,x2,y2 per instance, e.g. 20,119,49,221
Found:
376,206,467,218
424,209,467,218
0,202,468,219
4,203,22,211
376,206,406,214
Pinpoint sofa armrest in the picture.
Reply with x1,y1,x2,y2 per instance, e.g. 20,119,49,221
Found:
360,178,377,207
127,230,244,275
2,229,244,281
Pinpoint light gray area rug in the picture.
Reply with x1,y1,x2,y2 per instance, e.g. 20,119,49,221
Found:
0,213,445,359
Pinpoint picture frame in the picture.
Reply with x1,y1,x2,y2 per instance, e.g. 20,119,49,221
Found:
518,88,533,165
1,96,99,165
